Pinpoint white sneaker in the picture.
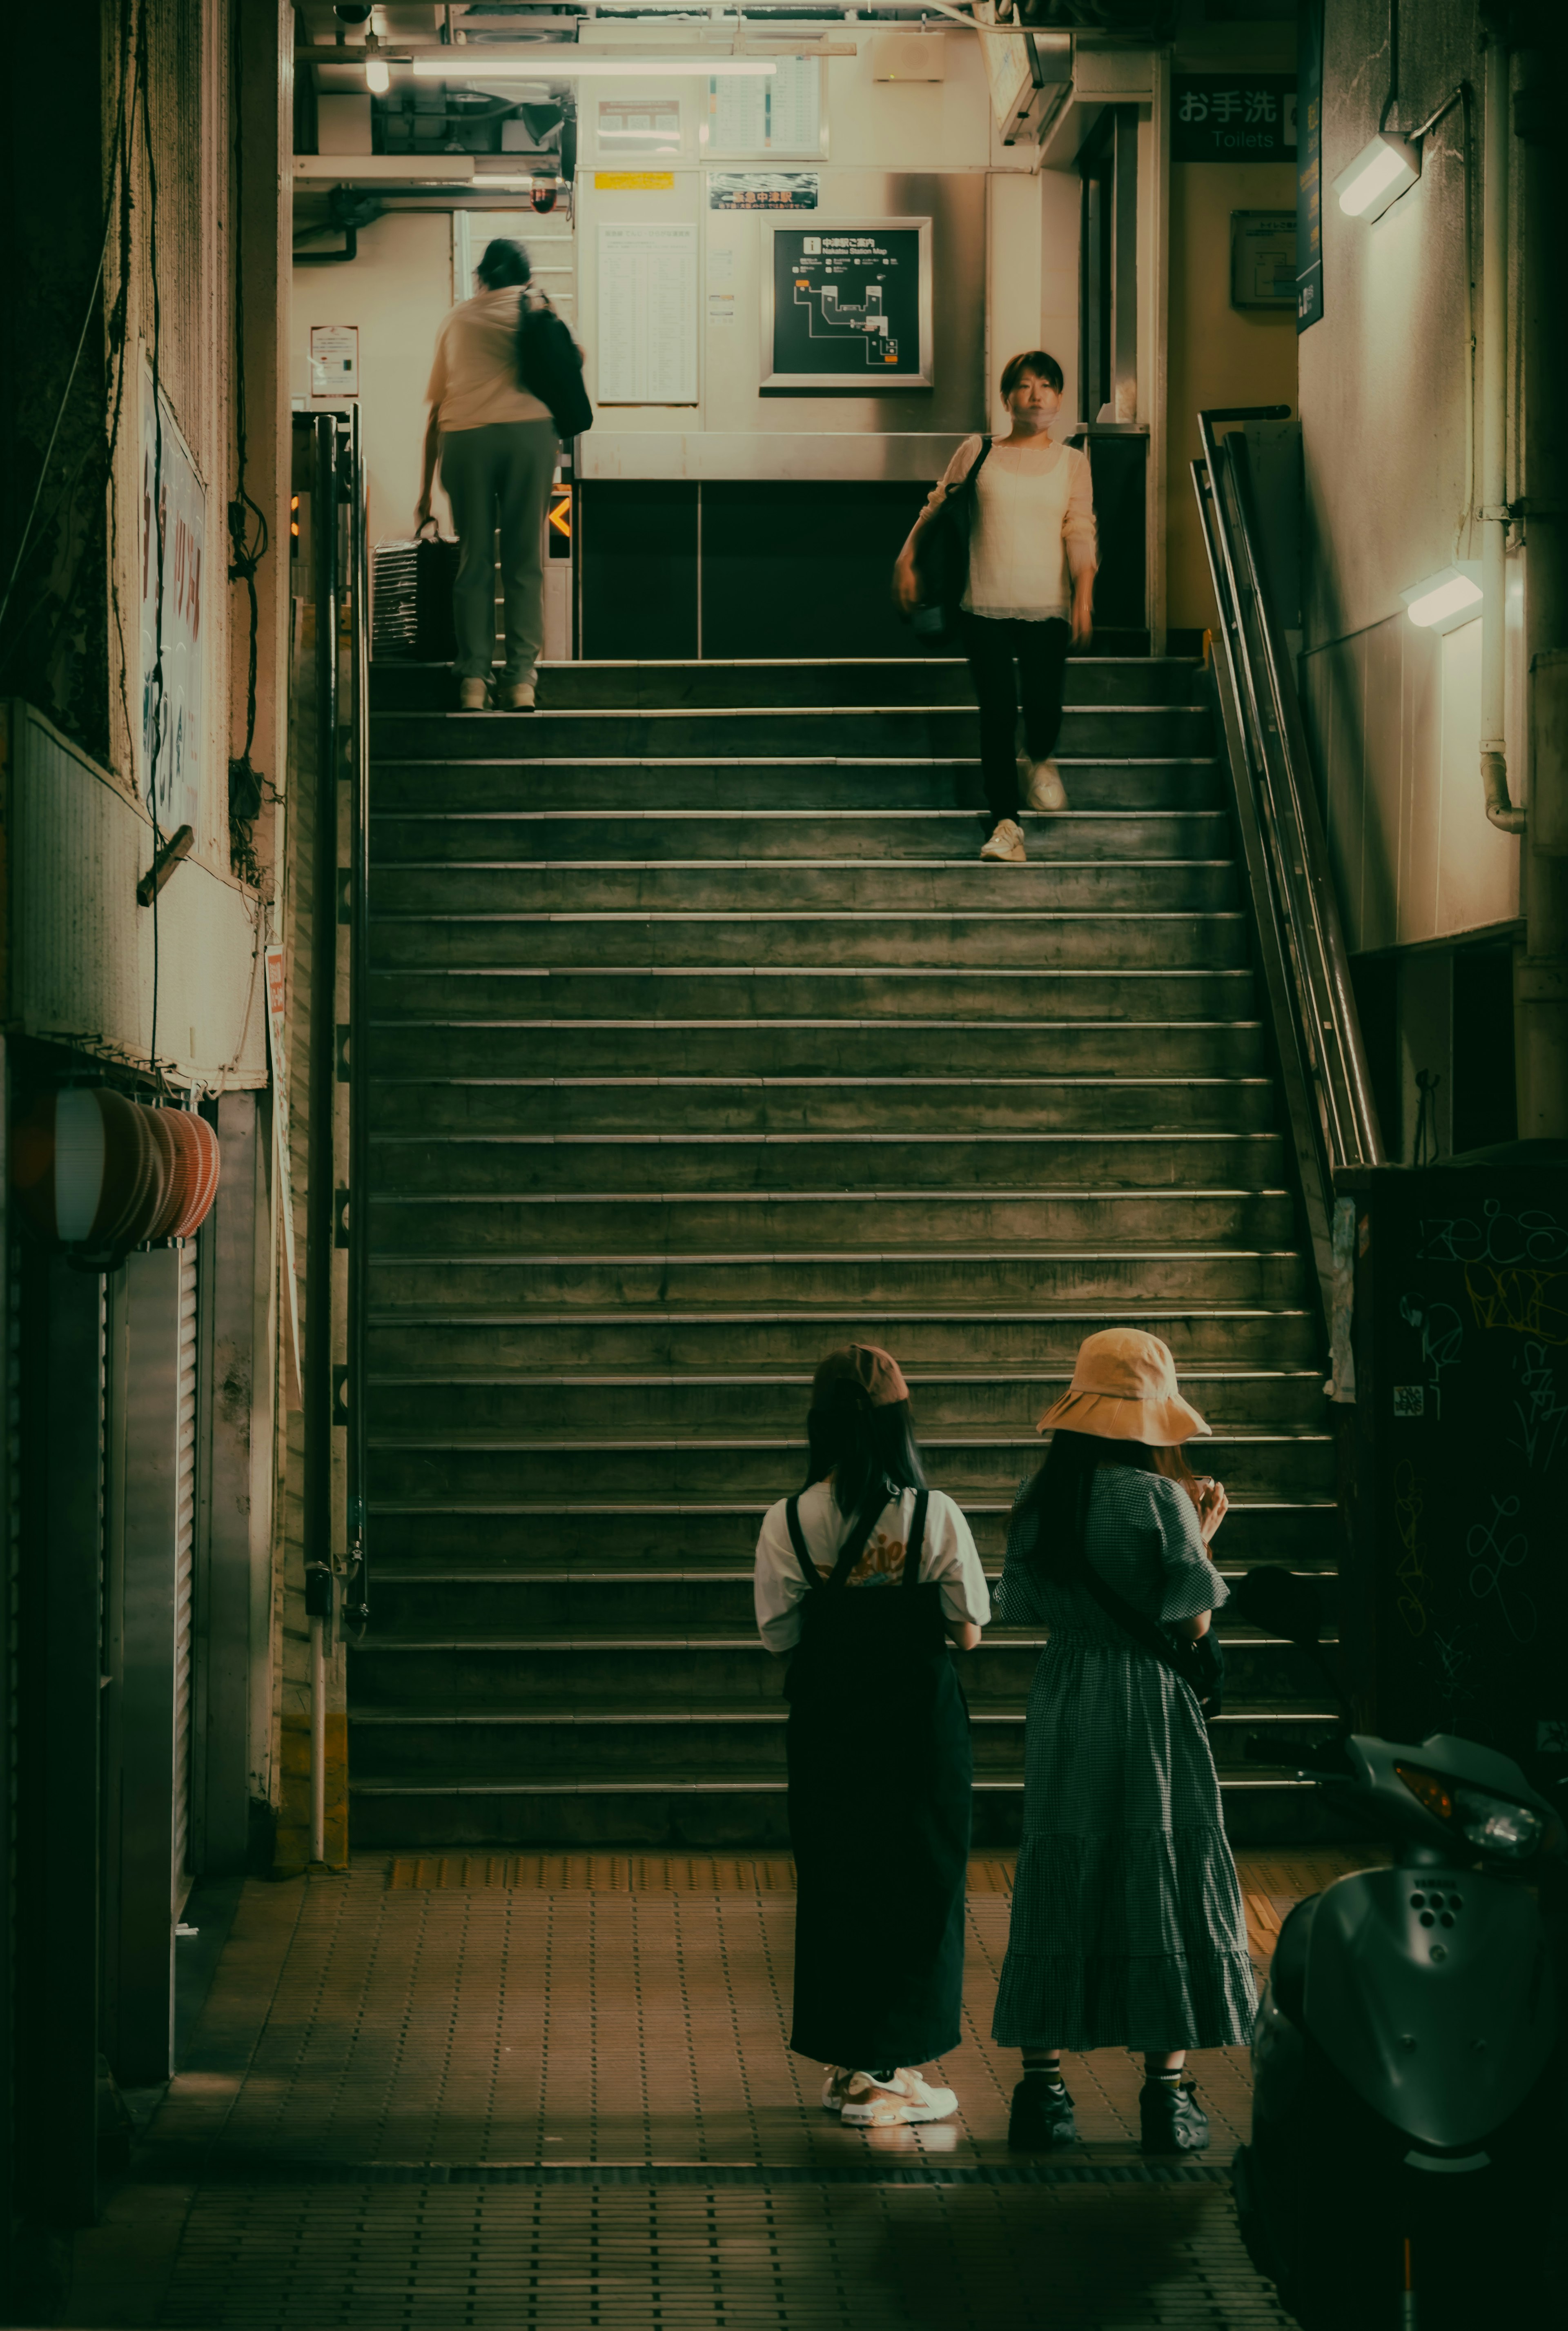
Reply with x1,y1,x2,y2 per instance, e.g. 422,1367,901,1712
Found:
499,679,536,711
837,2068,959,2127
457,677,489,711
979,817,1026,863
1024,758,1069,812
820,2067,849,2113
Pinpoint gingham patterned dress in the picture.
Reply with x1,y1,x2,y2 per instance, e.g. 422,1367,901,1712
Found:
991,1467,1256,2053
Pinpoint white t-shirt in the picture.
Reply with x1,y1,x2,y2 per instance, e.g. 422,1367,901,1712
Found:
753,1481,991,1655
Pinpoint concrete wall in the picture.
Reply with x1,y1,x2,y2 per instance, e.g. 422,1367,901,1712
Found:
1297,0,1522,949
1166,160,1298,635
294,209,458,544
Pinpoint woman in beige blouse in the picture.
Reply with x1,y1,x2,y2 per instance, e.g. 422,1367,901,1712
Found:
895,351,1097,863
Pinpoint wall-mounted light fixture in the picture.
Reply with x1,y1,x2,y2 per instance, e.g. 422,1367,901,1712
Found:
1400,563,1483,634
363,32,390,96
410,53,778,80
1332,131,1420,221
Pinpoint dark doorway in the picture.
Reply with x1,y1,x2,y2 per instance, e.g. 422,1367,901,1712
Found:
1451,942,1518,1153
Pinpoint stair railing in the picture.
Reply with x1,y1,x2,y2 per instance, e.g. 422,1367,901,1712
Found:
1191,407,1384,1331
343,408,372,1637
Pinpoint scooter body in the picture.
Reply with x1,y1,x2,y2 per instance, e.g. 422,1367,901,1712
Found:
1234,1731,1566,2330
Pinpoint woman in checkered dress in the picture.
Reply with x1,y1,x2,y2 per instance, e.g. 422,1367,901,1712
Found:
992,1329,1255,2156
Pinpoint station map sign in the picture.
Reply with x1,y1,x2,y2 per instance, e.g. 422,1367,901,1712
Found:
761,220,931,390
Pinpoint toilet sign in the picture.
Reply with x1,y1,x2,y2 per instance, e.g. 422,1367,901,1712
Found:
1172,75,1297,163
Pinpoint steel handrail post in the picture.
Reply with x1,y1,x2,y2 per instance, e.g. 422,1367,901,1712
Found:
1220,437,1384,1166
344,408,371,1636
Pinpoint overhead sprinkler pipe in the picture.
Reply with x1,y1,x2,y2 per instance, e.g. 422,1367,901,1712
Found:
1480,34,1524,835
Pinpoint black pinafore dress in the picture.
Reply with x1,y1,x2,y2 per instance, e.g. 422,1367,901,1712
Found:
782,1487,973,2069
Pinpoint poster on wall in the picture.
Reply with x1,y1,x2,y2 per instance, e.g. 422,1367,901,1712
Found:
598,96,683,157
760,219,932,390
596,221,699,403
1171,73,1296,163
308,323,359,398
139,370,205,844
1296,0,1325,330
705,59,822,156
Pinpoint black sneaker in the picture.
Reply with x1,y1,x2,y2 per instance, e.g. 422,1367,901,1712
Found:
1139,2077,1210,2154
1008,2077,1077,2150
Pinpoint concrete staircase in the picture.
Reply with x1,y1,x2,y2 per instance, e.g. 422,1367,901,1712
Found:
354,655,1340,1849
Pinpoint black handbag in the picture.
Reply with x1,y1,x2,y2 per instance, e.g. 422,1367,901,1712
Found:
902,436,991,643
409,519,460,662
516,289,593,440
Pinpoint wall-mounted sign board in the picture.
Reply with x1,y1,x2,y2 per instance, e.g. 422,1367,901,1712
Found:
705,59,822,157
760,219,933,390
308,323,360,398
1172,74,1297,163
709,170,819,212
598,97,682,157
596,221,699,405
1231,210,1297,308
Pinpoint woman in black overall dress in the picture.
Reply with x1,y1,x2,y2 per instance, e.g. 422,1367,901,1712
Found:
753,1343,990,2126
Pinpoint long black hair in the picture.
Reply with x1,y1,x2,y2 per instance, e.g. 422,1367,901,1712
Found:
1016,1431,1195,1582
803,1380,926,1532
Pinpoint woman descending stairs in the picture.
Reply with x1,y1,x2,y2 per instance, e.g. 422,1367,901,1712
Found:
354,655,1342,1849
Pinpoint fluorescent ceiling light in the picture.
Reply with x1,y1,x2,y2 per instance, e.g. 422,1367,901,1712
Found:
411,53,776,80
1400,563,1483,633
1333,131,1419,222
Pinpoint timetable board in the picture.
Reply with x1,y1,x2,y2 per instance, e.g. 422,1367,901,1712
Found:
595,222,699,405
761,219,932,390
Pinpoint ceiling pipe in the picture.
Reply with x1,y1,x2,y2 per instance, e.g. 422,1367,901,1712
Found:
1480,32,1524,834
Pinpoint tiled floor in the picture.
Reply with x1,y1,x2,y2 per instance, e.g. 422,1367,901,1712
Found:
66,1851,1373,2327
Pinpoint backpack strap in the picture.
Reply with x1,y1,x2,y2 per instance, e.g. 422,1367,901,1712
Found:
901,1490,930,1589
784,1496,817,1587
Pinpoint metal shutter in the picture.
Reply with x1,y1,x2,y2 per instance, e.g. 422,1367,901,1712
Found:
171,1242,198,1904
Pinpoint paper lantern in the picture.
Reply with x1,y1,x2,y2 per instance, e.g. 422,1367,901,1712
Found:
9,1088,220,1264
144,1106,221,1242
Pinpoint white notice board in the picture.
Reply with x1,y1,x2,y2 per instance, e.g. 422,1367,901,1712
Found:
596,223,699,404
706,60,822,157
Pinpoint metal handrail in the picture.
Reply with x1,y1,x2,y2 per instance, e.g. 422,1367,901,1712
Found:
343,407,371,1636
1192,406,1384,1327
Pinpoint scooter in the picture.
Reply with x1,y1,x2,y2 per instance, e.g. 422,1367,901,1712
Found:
1227,1567,1568,2331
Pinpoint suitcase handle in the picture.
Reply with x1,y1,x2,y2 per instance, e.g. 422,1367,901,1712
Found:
414,517,454,543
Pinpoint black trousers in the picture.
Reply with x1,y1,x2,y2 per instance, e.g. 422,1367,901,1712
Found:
962,612,1072,828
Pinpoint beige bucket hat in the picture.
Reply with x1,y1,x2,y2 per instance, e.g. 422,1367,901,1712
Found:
1035,1328,1211,1446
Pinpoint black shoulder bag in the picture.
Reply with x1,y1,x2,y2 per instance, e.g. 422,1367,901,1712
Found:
516,289,593,440
902,436,991,643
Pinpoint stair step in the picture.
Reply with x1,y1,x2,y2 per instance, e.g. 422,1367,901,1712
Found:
369,966,1257,1022
369,908,1251,973
368,1189,1301,1253
366,1078,1277,1140
370,1021,1268,1081
371,1131,1290,1199
363,1366,1327,1436
372,810,1233,864
372,757,1225,815
365,1432,1335,1507
370,1502,1337,1570
368,1247,1304,1310
371,860,1240,917
370,656,1202,712
370,705,1214,761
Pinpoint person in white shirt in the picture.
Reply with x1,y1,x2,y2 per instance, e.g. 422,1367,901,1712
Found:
753,1342,989,2129
894,350,1097,864
416,237,558,712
